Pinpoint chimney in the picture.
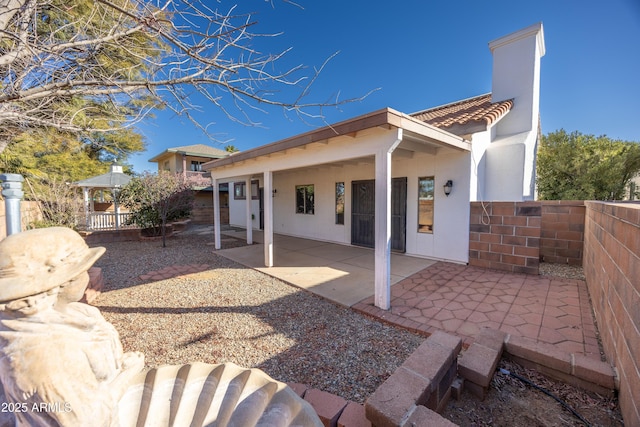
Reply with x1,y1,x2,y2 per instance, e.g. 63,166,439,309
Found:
489,23,545,136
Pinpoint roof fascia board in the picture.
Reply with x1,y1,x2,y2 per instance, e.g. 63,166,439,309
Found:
204,109,394,170
389,111,471,151
208,129,401,179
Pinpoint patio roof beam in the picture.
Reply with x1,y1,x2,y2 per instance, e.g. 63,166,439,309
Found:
399,139,439,155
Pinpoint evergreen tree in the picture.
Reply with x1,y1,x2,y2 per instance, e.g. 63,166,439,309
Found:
537,130,640,200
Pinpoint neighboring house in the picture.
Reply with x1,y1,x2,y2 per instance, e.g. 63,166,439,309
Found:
149,144,229,187
149,144,231,224
202,23,545,309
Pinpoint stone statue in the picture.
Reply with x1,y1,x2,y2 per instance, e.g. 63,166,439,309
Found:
0,227,144,426
0,227,322,426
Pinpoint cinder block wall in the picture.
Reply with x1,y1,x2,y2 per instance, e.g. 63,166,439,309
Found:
469,202,541,274
583,201,639,426
191,193,229,225
540,201,585,265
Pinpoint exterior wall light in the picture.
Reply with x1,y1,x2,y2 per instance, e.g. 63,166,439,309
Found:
443,180,453,196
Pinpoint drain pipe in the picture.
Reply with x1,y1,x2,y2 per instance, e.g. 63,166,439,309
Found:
0,173,24,236
498,368,592,427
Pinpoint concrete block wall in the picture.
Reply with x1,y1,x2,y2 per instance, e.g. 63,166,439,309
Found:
583,201,640,426
469,202,541,274
365,331,461,426
540,201,585,265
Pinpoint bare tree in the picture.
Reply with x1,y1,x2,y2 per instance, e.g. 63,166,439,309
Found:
0,0,363,153
118,171,194,247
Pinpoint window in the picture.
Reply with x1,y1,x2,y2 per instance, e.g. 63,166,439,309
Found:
163,161,170,171
418,176,434,233
233,180,259,200
335,182,345,224
296,185,314,214
190,161,204,171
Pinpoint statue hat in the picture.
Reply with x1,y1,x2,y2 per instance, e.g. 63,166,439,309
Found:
0,227,105,302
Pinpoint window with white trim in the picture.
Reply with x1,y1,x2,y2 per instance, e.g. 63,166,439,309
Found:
418,176,434,233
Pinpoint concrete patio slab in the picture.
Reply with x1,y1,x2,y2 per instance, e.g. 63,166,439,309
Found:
216,231,434,307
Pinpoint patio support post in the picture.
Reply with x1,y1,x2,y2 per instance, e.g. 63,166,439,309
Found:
245,176,253,245
82,187,91,230
212,176,221,249
263,170,273,267
113,187,121,230
374,129,403,310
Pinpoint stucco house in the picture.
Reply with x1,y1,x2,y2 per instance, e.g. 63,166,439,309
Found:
202,23,545,309
149,144,231,224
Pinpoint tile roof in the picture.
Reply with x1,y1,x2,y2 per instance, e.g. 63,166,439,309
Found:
411,94,513,134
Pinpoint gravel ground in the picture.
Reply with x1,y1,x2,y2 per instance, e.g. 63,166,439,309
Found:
92,226,423,404
539,262,586,280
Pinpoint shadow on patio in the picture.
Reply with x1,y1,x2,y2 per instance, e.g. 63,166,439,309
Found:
215,230,600,361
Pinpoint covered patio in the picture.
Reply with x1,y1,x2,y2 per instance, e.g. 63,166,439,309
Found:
204,109,471,311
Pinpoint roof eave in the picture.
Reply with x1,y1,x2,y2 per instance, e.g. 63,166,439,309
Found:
149,148,227,163
203,108,469,170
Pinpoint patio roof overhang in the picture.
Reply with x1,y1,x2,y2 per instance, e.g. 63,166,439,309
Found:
202,107,470,176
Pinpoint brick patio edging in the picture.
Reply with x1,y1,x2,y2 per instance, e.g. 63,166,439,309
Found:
353,300,618,414
288,326,617,427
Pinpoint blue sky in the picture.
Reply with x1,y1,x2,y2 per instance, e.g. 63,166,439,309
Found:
128,0,640,173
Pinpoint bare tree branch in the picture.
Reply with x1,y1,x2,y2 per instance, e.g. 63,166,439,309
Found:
0,0,369,153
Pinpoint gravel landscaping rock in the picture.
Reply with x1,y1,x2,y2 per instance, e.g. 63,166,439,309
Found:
92,226,423,404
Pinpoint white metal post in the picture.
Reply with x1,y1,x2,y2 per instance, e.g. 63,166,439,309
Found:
263,171,273,267
212,177,221,249
245,176,253,245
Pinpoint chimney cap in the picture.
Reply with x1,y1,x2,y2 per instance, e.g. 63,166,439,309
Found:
489,22,545,58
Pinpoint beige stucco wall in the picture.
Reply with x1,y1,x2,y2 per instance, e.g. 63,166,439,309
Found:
222,128,471,263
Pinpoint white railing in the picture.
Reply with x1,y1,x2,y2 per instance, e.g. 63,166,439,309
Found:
88,212,137,230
